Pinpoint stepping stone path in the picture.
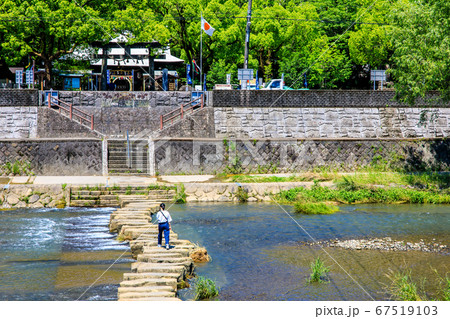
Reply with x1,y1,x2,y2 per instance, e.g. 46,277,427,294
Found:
109,195,197,301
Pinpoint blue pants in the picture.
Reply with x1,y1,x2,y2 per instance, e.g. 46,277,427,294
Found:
158,222,170,246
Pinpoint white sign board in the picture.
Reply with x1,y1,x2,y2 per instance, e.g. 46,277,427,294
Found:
226,73,231,85
15,70,23,84
238,69,253,81
26,70,34,84
370,70,386,81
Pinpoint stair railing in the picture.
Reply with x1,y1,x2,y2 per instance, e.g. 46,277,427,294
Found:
48,95,94,130
160,94,204,129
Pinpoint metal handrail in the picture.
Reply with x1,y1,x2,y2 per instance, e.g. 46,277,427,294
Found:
160,95,204,129
48,96,94,130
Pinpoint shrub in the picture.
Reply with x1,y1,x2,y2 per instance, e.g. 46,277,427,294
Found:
234,186,249,202
194,276,219,300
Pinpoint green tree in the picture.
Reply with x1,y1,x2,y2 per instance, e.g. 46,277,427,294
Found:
348,0,393,68
0,0,104,86
390,0,450,103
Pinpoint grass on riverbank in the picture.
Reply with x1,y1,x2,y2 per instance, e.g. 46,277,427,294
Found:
275,183,450,205
223,171,450,191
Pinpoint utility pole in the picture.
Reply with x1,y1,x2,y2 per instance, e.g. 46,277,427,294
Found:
243,0,252,69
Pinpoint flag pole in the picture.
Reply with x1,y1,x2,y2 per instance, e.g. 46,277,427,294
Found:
200,14,203,91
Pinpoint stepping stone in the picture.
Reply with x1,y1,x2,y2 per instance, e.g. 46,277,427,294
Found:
133,263,186,274
137,256,191,264
119,297,181,301
123,272,180,281
120,278,177,290
118,290,176,299
118,285,174,293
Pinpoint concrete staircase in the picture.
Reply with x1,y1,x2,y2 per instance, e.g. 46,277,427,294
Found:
70,186,176,207
109,199,197,301
108,140,149,175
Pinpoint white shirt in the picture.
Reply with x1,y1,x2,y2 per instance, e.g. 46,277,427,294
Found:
156,210,172,223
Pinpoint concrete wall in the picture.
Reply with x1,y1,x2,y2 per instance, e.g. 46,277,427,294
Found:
152,138,450,174
0,89,39,106
0,139,103,175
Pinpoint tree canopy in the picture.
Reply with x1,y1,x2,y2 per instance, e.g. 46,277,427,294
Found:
0,0,448,100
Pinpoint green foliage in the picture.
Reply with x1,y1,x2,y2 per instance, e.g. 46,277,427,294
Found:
294,202,338,215
234,186,249,203
194,276,219,300
174,183,187,204
276,184,450,205
309,257,330,283
390,0,450,103
0,160,33,176
387,270,423,301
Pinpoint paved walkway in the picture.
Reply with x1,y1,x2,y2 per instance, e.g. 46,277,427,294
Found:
6,175,214,186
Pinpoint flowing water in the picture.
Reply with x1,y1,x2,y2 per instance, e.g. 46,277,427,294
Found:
0,207,132,301
171,203,450,301
0,203,448,301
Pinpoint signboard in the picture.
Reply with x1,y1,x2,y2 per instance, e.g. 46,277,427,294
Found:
15,70,23,84
370,70,386,81
226,73,231,85
238,68,253,81
26,69,34,84
106,69,110,84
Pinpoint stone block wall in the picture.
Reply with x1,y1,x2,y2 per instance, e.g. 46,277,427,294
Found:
56,91,192,137
37,108,100,138
58,91,191,108
0,107,38,138
153,138,450,174
214,107,450,139
211,90,448,108
0,139,102,175
0,89,39,106
155,108,215,138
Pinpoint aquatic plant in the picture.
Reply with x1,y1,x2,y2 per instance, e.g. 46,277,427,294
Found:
294,202,338,215
309,257,330,283
386,270,423,301
194,276,219,300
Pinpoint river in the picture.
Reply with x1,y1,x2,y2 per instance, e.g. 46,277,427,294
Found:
0,203,448,301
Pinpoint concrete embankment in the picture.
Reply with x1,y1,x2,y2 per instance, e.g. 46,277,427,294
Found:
109,194,197,301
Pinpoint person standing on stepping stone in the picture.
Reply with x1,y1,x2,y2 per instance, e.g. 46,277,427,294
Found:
156,203,172,250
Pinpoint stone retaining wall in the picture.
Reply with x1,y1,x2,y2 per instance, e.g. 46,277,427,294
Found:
214,107,450,139
184,182,309,202
0,139,103,175
0,185,68,209
0,107,38,138
211,90,449,108
56,91,192,137
152,138,450,174
0,89,39,106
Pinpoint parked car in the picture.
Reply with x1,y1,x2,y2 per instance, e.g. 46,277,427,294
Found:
261,79,294,90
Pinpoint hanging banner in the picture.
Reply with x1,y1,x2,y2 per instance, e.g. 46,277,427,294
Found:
187,64,192,85
203,73,207,91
